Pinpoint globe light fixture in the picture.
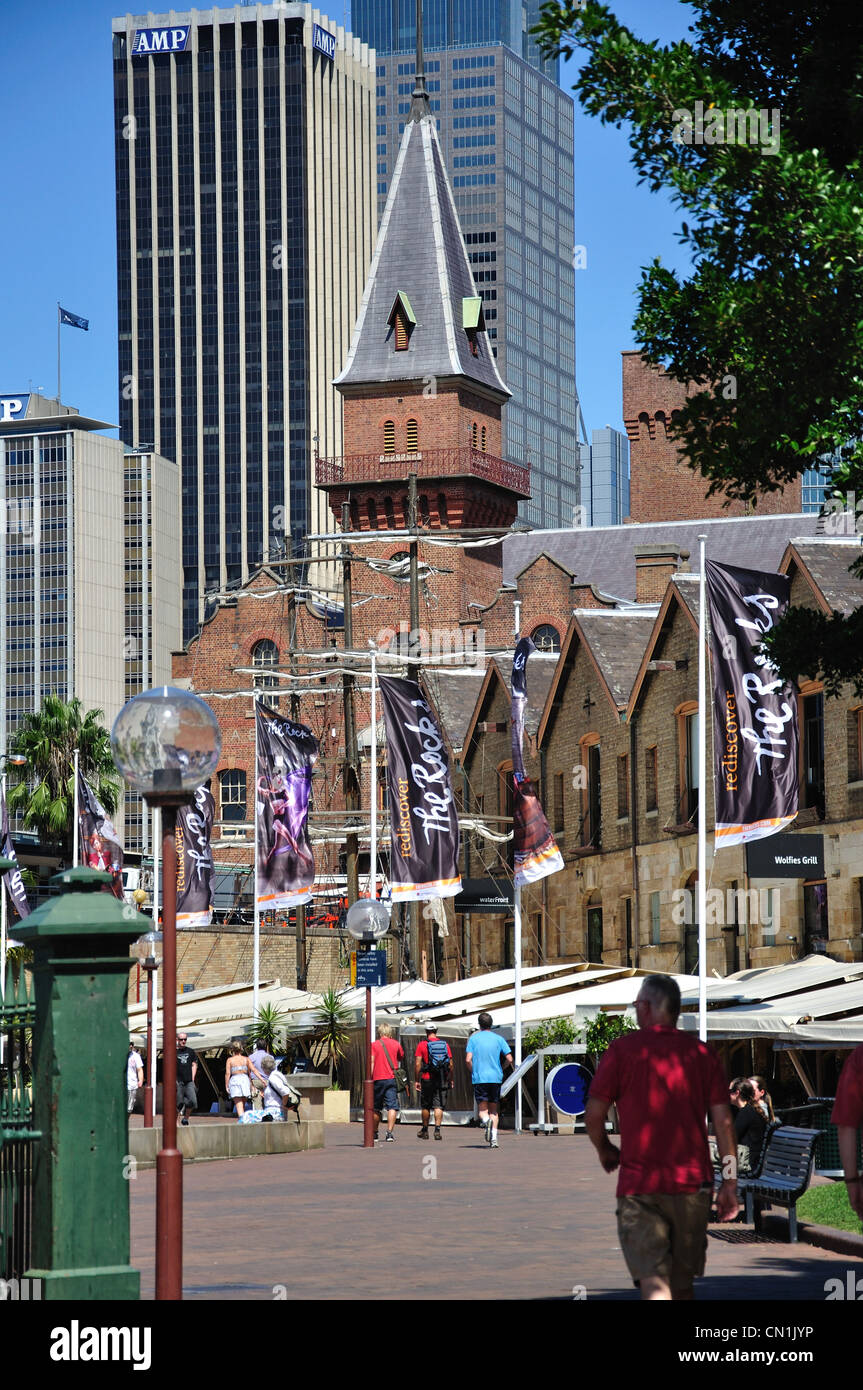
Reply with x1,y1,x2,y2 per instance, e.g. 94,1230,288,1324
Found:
345,899,390,942
110,685,221,802
111,686,220,1301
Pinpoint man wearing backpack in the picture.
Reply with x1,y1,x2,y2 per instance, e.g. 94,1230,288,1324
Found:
414,1023,453,1141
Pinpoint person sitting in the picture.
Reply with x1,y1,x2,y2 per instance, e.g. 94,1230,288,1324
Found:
749,1075,775,1123
734,1081,767,1175
260,1054,301,1123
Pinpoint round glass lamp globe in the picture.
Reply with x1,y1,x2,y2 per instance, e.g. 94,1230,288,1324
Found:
345,899,390,941
135,930,163,967
111,686,221,797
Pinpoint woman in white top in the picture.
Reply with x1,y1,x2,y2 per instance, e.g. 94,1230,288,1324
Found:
225,1043,253,1118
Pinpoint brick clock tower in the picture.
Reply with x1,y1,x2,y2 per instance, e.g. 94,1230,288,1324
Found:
316,59,528,631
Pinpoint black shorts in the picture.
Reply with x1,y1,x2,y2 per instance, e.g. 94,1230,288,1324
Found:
473,1082,501,1103
420,1078,448,1111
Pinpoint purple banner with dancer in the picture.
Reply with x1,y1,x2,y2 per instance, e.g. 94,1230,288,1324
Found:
380,676,461,901
255,703,317,911
705,559,799,848
0,790,29,919
511,636,563,887
176,783,215,928
78,768,124,898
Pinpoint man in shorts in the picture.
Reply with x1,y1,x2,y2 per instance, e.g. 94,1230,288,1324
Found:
832,1041,863,1222
465,1012,512,1148
371,1024,405,1143
414,1023,453,1141
176,1032,199,1126
585,974,739,1300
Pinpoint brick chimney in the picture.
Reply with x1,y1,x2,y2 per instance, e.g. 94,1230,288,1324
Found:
634,545,681,604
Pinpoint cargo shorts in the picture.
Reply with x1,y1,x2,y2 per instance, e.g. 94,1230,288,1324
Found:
616,1189,713,1290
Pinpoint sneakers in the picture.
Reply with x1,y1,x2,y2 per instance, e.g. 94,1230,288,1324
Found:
418,1127,429,1140
385,1132,395,1142
477,1118,488,1140
434,1127,442,1141
485,1121,495,1146
489,1136,499,1148
181,1117,190,1126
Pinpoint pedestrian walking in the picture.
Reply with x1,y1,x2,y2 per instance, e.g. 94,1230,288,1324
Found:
176,1031,199,1126
831,1041,863,1222
225,1042,253,1119
585,974,739,1301
127,1041,144,1114
465,1012,512,1148
371,1024,405,1143
415,1023,453,1141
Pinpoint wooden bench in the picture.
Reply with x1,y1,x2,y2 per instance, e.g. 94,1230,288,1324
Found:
738,1125,821,1242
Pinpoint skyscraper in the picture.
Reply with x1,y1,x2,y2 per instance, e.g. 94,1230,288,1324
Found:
112,5,376,641
353,0,582,530
586,426,630,527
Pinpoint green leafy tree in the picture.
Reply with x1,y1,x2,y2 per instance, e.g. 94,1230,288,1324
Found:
312,988,354,1084
582,1012,636,1068
535,1,863,684
523,1016,581,1075
252,1002,292,1056
7,695,121,857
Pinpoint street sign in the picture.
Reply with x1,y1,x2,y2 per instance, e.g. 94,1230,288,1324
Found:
454,878,514,913
355,950,387,987
746,834,824,879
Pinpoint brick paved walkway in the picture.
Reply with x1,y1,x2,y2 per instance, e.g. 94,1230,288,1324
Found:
128,1123,860,1301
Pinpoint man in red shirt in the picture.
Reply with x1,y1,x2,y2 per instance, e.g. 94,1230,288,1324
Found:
831,1043,863,1222
586,973,739,1301
371,1024,405,1143
414,1023,453,1141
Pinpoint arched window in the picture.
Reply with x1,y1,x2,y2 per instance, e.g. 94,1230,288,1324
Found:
383,420,395,454
219,769,247,839
419,494,431,526
252,639,279,708
531,624,560,653
406,418,419,452
437,493,449,527
480,426,487,453
471,422,478,450
384,496,395,529
367,497,378,529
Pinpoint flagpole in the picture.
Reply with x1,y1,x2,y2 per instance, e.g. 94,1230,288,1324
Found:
514,615,523,1134
369,648,377,1037
698,535,708,1042
57,303,61,402
72,748,79,867
253,697,260,1018
151,806,159,1100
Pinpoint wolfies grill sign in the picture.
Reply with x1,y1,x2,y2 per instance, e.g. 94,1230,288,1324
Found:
379,676,461,902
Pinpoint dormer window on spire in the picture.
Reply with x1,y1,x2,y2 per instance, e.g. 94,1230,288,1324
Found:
463,296,485,358
388,291,416,352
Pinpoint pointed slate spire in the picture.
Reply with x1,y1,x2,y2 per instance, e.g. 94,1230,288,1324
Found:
335,37,509,402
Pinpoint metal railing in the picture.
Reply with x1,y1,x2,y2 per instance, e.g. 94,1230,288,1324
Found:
0,964,38,1282
315,446,530,497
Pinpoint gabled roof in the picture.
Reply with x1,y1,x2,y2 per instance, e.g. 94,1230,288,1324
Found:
780,537,863,616
627,576,704,719
461,654,556,759
420,667,487,756
334,111,509,399
537,608,657,745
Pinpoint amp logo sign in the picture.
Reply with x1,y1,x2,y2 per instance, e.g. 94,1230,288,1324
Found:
312,23,336,62
0,395,30,424
132,26,190,56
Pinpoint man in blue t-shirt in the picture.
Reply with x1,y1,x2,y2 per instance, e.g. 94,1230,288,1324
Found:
466,1012,513,1148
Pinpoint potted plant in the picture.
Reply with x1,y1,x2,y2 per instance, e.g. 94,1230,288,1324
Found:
313,988,353,1122
523,1016,582,1131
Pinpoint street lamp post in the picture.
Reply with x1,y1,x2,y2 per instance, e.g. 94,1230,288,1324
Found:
345,899,390,1148
111,686,221,1302
135,929,162,1127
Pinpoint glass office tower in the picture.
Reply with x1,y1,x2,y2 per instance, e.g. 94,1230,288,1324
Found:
586,426,630,527
112,5,376,641
354,3,581,528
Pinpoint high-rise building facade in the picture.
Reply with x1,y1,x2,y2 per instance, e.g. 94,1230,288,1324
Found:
354,2,581,529
586,426,630,527
112,5,376,641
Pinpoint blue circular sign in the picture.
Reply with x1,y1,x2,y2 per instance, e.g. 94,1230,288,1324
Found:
545,1062,593,1117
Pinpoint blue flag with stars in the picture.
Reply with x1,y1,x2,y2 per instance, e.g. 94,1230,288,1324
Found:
59,306,89,331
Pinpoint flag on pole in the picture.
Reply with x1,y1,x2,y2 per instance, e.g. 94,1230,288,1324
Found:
0,791,30,919
176,783,215,928
379,676,461,901
705,559,799,847
255,703,317,911
77,768,124,897
59,306,89,331
510,636,563,886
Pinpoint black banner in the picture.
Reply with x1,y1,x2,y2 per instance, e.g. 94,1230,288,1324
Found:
176,783,215,928
705,559,799,848
379,676,461,902
1,791,29,920
453,878,514,913
255,702,317,911
78,769,124,898
510,636,563,886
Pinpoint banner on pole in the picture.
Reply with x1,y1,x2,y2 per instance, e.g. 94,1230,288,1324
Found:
0,791,29,919
511,637,563,886
379,676,461,901
77,769,124,897
705,559,799,848
176,783,215,928
255,703,317,910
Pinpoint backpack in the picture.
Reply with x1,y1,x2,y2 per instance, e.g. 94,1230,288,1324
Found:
426,1038,451,1076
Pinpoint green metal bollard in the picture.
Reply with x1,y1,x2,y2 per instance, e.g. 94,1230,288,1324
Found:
16,867,150,1301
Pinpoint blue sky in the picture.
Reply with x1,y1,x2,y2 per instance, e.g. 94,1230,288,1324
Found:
0,0,694,440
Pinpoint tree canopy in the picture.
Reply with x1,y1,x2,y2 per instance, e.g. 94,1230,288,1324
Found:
535,1,863,685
